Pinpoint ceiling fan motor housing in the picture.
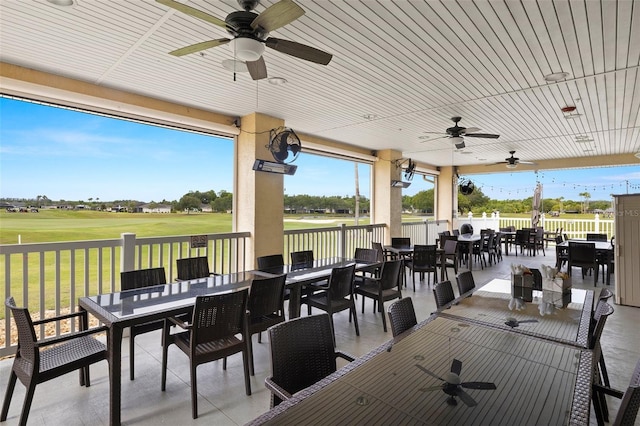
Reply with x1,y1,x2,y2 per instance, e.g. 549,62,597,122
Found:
225,11,267,39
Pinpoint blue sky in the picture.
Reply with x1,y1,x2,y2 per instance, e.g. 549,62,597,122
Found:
1,97,638,203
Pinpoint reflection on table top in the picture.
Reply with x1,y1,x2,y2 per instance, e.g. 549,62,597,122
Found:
439,278,593,348
250,315,591,425
258,257,380,285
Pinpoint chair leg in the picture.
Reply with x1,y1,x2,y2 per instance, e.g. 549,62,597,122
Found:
1,371,17,421
248,333,255,376
129,331,135,381
351,304,360,336
379,296,387,332
17,381,37,426
599,353,610,387
190,363,198,419
242,347,252,396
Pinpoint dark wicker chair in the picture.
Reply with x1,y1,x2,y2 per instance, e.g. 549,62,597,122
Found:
1,297,107,425
405,245,438,291
120,267,167,380
256,254,290,300
555,235,569,270
161,290,251,419
176,256,215,280
593,357,640,426
290,250,315,271
587,233,608,242
513,229,532,256
387,297,417,337
433,280,456,309
455,270,476,296
247,274,287,375
265,314,355,408
438,239,459,280
354,247,380,285
391,237,411,248
590,300,615,392
354,260,402,332
301,264,359,341
371,241,391,261
568,242,599,285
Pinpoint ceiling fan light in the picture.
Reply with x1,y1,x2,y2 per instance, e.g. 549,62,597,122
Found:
544,71,569,82
46,0,75,6
450,136,463,145
506,163,517,169
233,38,264,62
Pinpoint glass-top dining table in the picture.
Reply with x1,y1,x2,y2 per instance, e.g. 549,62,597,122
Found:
78,257,380,425
249,313,593,425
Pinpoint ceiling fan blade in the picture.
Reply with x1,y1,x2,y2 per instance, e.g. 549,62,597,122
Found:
488,161,508,166
461,127,481,134
461,381,497,390
156,0,227,28
415,364,446,382
451,359,463,376
519,161,537,165
169,39,231,56
246,56,268,80
456,389,478,407
464,133,500,139
265,37,332,65
251,0,305,32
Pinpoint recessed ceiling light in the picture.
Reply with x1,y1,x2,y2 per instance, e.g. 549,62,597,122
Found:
418,135,431,140
46,0,75,6
267,77,287,85
362,114,378,120
460,151,473,155
544,71,569,82
478,158,487,161
583,149,594,152
575,137,593,143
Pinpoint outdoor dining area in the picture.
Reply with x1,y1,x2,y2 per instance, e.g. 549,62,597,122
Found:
1,230,638,426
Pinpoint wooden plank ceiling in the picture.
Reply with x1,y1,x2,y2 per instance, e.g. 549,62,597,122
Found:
1,0,639,170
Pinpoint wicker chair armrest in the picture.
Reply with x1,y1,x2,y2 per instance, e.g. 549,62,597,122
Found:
36,325,109,348
305,283,330,290
335,350,356,362
361,276,381,286
32,310,87,326
265,376,293,402
593,383,625,399
168,316,191,329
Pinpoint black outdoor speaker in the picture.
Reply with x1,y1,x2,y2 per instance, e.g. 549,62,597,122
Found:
460,224,474,235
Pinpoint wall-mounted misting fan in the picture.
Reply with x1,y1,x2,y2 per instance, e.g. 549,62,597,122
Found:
459,180,474,195
268,128,301,164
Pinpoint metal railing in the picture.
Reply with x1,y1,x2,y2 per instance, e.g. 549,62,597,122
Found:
1,231,250,357
284,224,386,261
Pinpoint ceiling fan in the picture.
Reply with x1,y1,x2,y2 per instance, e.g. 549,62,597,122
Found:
416,359,497,407
157,0,332,80
492,151,536,169
421,116,500,149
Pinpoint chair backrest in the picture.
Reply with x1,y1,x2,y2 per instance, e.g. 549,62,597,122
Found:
257,254,285,273
379,260,402,291
176,256,210,280
456,271,475,295
412,245,437,268
439,235,458,250
443,239,458,256
387,297,417,337
555,235,564,245
391,237,411,248
248,274,286,319
587,233,608,242
515,229,529,244
371,242,386,262
433,280,456,308
590,301,614,349
268,314,338,397
290,250,314,270
5,297,37,364
354,248,378,263
327,264,356,300
120,267,167,291
610,358,640,426
452,229,460,236
569,242,597,264
191,289,248,346
599,288,614,302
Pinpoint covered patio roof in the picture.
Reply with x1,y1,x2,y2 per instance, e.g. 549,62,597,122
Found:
1,0,638,174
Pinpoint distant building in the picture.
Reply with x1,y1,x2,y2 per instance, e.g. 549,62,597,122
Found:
140,204,171,213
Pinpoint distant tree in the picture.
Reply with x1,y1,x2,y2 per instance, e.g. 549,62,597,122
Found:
579,191,591,213
412,189,434,213
179,194,201,213
213,190,232,212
